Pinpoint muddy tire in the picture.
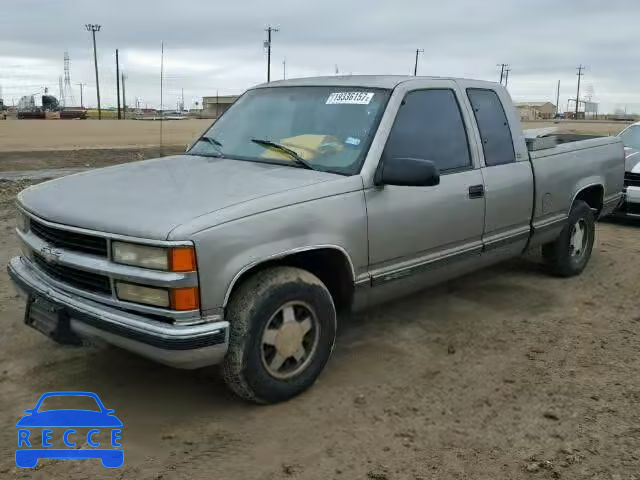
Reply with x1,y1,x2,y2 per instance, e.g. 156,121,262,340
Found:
542,200,595,277
222,266,336,404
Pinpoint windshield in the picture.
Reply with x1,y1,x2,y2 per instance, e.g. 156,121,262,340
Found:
187,86,390,175
619,125,640,150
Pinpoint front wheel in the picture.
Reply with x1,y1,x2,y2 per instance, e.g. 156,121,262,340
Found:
542,200,595,277
222,266,336,404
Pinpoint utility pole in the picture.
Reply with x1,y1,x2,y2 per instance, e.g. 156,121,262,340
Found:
115,49,121,119
575,64,584,119
58,76,64,107
159,41,164,156
121,73,126,119
77,83,86,108
85,24,102,119
264,26,279,82
283,59,286,80
555,80,560,116
497,63,508,84
414,48,424,76
181,87,185,112
504,67,511,87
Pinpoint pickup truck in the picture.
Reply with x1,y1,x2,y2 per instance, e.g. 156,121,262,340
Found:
8,76,624,404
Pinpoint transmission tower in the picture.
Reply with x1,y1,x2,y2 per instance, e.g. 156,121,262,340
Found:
63,51,76,107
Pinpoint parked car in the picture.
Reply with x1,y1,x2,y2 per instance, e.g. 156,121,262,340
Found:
616,122,640,217
8,76,625,403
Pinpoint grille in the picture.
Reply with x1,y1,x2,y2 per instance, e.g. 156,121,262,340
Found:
624,172,640,188
30,219,108,257
33,253,111,295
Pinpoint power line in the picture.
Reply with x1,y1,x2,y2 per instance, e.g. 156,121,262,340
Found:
497,63,509,84
264,26,279,83
85,24,102,119
121,74,126,118
63,51,75,106
115,49,121,119
76,82,86,108
414,49,424,76
575,64,585,118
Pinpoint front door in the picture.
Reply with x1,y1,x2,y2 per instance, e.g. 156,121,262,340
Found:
365,81,486,298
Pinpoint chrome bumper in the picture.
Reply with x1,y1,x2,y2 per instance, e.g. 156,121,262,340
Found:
8,256,229,369
616,187,640,217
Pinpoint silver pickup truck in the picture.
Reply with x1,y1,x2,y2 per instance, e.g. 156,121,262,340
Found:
8,76,624,403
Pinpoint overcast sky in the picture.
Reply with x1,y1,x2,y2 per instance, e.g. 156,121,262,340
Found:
1,0,638,113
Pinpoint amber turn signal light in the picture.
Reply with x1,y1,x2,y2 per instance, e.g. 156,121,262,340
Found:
170,287,200,311
169,246,197,272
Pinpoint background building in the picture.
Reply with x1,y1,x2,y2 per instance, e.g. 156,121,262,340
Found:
202,95,239,118
515,102,557,120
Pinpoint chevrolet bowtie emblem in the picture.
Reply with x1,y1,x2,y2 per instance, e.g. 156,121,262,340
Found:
39,246,62,264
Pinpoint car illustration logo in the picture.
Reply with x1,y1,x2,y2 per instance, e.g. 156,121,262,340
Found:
39,246,62,264
16,391,123,468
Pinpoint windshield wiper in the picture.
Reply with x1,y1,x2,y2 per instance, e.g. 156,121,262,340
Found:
199,136,224,157
250,138,316,171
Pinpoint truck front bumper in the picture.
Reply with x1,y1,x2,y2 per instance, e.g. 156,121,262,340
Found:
8,256,229,369
618,186,640,217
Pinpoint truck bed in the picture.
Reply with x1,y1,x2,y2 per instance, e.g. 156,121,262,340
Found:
528,136,625,244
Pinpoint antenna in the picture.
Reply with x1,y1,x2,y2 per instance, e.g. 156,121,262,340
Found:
159,41,164,156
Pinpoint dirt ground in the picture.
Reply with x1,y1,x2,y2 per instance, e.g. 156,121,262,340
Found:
0,121,639,478
0,119,212,152
0,120,631,174
522,120,631,137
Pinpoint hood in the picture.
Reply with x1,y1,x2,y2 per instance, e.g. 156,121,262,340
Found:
624,147,640,173
19,155,338,240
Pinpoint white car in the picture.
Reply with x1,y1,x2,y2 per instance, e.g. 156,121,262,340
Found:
617,122,640,217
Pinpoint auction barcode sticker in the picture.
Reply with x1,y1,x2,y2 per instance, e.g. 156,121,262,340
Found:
326,92,375,105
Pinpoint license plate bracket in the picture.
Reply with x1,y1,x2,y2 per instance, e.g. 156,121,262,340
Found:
25,295,82,346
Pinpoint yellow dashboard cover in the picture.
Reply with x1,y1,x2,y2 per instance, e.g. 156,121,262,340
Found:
260,134,343,161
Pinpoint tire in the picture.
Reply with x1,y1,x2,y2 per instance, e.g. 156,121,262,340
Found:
542,200,595,277
222,266,337,404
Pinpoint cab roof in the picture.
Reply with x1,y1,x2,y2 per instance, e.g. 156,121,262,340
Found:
253,75,499,90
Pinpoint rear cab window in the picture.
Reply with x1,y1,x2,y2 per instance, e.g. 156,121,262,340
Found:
466,88,516,166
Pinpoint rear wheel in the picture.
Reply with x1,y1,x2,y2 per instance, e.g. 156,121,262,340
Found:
222,266,336,404
542,200,595,277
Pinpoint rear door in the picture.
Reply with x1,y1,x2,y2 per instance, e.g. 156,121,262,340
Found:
465,86,534,257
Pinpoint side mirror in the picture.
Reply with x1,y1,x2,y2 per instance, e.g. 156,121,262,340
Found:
376,157,440,187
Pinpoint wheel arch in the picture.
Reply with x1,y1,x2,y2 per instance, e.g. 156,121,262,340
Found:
223,245,356,313
571,183,604,214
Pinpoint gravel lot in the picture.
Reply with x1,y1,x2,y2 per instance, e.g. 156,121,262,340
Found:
0,121,638,478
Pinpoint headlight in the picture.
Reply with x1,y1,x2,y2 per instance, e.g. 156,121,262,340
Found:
115,281,199,310
112,242,169,270
16,210,29,232
112,242,196,272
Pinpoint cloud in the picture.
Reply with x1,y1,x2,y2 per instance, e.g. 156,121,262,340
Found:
0,0,637,112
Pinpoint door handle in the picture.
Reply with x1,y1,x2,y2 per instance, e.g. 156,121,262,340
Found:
468,184,484,199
